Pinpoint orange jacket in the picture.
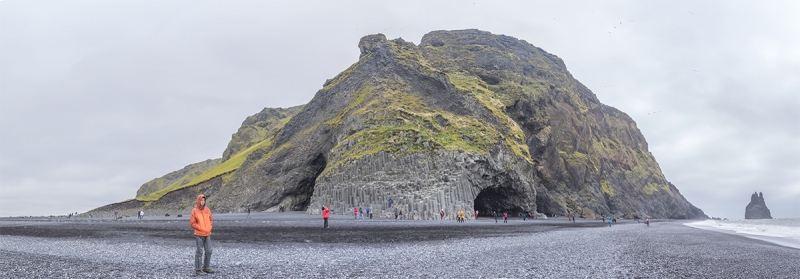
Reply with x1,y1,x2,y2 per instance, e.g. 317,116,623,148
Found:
190,194,213,236
323,207,330,219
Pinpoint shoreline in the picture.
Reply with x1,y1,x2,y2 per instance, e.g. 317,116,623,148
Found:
684,219,800,250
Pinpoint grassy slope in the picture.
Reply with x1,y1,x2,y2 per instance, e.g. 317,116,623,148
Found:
136,133,281,201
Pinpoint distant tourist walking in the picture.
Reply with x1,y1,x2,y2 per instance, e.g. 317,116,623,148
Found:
607,217,612,227
354,207,358,219
645,218,650,227
399,210,404,220
247,207,250,218
413,209,418,220
366,207,371,219
503,212,508,223
388,198,393,208
114,210,118,220
322,206,330,228
394,208,399,220
190,194,214,276
440,209,445,221
493,211,498,223
475,210,479,219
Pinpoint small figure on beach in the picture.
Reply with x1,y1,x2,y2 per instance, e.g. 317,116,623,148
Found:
388,198,393,208
413,209,418,220
394,208,399,220
503,212,508,223
440,209,445,221
493,211,498,223
366,207,371,219
607,217,612,227
399,210,404,220
247,207,250,218
359,207,364,220
190,194,214,275
354,207,358,219
475,210,479,219
322,206,330,228
114,210,117,219
524,212,528,221
645,218,650,227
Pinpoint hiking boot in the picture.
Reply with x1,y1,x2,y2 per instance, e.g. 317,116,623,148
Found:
195,270,207,276
203,268,215,274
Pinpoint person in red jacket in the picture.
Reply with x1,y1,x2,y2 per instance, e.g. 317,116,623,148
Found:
503,212,508,223
323,206,330,228
190,194,214,276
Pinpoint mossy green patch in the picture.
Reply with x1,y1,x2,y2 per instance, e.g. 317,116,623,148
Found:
601,179,615,196
137,137,275,202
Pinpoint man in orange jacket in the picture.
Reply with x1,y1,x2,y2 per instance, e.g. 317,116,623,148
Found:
191,194,214,276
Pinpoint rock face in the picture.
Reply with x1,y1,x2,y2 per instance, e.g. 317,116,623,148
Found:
135,158,221,198
89,29,706,220
745,192,772,219
222,105,305,162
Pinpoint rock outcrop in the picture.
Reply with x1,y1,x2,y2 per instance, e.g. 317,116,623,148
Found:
88,30,706,220
135,158,221,198
745,192,772,219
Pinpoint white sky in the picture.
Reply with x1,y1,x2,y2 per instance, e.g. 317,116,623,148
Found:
1,1,798,218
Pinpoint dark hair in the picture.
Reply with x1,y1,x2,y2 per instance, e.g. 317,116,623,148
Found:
321,206,324,211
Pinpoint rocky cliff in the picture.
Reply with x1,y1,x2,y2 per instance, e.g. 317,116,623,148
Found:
745,192,772,219
135,158,221,198
89,30,706,220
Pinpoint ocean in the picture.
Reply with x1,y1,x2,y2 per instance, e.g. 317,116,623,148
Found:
685,218,800,249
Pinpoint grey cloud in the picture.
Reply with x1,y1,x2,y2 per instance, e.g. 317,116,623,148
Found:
2,1,798,218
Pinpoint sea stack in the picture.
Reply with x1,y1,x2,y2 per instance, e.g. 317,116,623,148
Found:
744,192,772,219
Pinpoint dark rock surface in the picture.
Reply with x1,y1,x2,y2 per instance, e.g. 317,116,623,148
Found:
745,192,772,219
90,29,706,220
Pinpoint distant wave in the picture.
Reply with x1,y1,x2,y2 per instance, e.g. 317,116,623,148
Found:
685,219,800,250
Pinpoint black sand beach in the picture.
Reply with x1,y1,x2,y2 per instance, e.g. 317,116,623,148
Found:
1,212,798,278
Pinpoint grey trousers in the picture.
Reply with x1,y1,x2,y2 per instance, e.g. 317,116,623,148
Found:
195,236,212,271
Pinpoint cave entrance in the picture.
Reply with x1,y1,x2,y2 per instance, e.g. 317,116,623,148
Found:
473,186,525,217
292,153,328,211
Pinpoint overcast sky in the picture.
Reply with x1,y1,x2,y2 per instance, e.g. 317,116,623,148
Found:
1,1,798,218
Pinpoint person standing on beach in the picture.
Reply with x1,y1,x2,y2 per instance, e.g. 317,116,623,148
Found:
190,194,214,275
493,211,498,223
503,212,508,223
322,206,330,228
399,210,404,220
607,217,612,227
366,206,371,219
645,218,650,227
247,207,250,218
394,207,399,220
413,209,418,220
354,207,358,219
440,209,445,221
475,210,479,219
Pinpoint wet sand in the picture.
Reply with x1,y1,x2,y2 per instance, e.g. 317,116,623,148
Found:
2,212,798,278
